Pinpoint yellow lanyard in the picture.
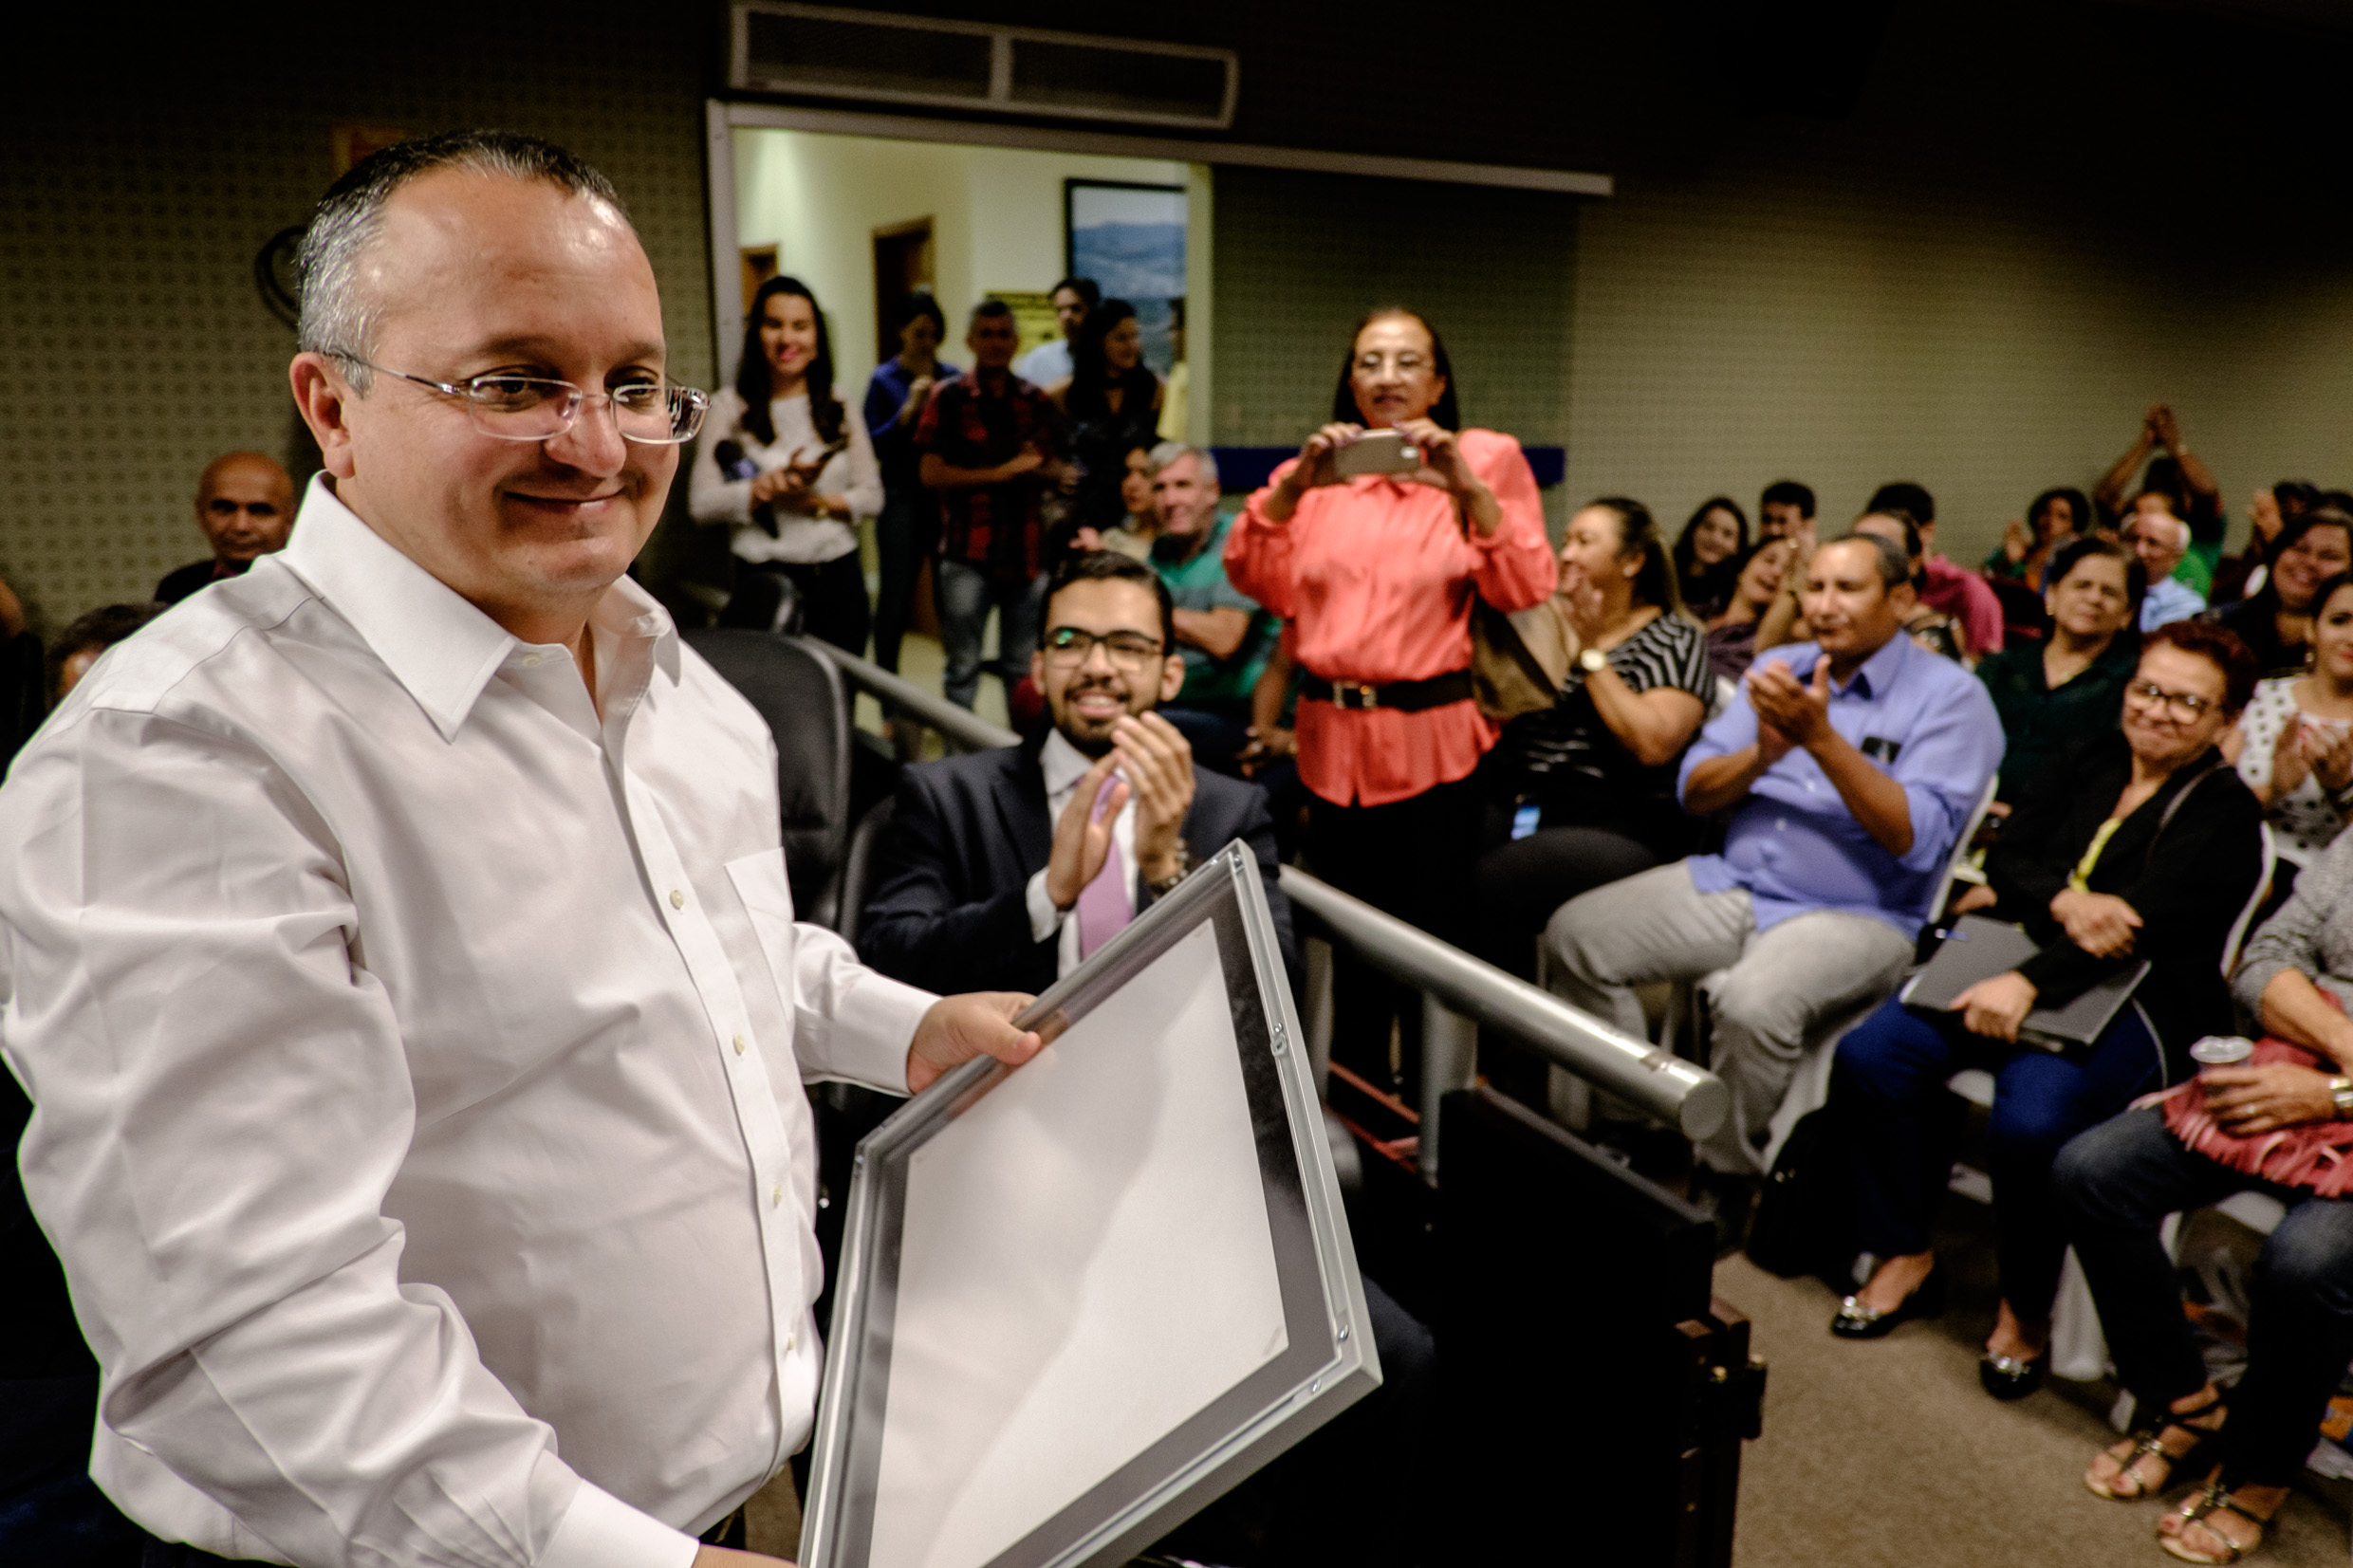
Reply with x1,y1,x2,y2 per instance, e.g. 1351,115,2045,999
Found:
2068,817,2125,893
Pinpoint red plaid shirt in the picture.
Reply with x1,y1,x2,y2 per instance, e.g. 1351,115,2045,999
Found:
912,369,1064,580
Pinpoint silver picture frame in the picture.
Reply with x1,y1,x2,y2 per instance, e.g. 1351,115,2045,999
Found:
799,839,1380,1568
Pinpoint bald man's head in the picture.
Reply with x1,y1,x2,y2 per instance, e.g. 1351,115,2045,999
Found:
195,452,296,565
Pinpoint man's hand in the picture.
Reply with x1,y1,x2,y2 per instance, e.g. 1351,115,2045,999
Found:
1237,723,1295,778
2050,887,2142,957
694,1547,792,1568
906,991,1044,1095
1746,658,1834,750
1953,970,2037,1042
995,449,1046,483
2200,1062,2342,1134
1111,712,1196,885
1045,753,1127,911
2149,403,2184,452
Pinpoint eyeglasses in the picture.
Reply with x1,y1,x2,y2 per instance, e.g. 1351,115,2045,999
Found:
2124,680,2217,720
328,356,709,445
1042,626,1164,669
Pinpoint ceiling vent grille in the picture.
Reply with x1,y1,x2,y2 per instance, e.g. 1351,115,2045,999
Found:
730,4,1238,130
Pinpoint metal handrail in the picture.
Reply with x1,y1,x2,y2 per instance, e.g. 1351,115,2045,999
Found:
806,641,1730,1158
815,643,1019,754
1278,868,1729,1145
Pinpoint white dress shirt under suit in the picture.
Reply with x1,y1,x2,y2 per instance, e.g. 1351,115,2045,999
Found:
0,478,937,1568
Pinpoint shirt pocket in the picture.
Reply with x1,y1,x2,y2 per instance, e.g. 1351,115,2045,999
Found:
727,846,796,1003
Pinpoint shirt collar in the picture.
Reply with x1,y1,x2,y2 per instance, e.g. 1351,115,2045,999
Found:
277,475,678,742
1040,728,1102,798
1827,629,1913,700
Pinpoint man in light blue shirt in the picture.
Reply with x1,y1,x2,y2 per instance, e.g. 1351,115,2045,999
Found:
2134,512,2208,629
1545,534,2003,1233
1011,275,1097,388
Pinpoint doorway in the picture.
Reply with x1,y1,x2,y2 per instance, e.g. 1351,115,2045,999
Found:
871,218,935,361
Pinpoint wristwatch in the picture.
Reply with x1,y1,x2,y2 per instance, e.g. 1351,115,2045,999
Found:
1145,846,1196,899
2332,1076,2353,1121
1578,646,1608,674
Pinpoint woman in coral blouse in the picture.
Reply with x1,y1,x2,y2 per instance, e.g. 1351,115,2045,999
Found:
1225,307,1557,1097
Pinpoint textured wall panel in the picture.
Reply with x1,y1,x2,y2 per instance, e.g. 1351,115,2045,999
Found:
1208,165,1578,525
0,11,713,636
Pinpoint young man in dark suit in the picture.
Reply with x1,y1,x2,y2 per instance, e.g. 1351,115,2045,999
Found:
860,549,1293,993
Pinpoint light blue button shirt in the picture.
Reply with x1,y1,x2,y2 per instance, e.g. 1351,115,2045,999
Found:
1678,634,2005,936
2140,574,2207,631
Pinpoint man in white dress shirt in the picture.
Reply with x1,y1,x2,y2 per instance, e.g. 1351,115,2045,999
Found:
0,130,1039,1568
1010,275,1097,389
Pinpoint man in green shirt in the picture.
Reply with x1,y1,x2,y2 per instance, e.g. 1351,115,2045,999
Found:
1145,442,1273,773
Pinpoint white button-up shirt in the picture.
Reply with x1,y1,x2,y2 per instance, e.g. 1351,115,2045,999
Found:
1022,729,1137,979
0,479,936,1568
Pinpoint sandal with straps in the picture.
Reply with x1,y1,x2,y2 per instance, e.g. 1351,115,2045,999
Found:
2084,1393,2228,1502
2159,1479,2281,1564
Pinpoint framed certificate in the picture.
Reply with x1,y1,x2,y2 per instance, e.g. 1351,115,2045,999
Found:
799,840,1379,1568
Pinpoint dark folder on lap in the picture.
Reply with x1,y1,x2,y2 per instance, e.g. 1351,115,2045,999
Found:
1899,913,2148,1051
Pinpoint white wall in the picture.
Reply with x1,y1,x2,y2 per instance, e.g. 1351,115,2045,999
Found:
732,129,1187,403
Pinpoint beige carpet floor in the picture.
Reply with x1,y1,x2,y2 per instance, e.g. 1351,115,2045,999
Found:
1720,1242,2352,1567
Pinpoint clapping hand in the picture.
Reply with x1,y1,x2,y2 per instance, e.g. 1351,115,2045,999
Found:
1045,751,1128,912
2307,721,2353,798
1555,560,1608,647
1745,657,1834,758
2001,517,2034,563
1109,712,1195,885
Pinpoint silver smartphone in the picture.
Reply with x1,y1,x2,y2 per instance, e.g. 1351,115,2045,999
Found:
1330,428,1421,479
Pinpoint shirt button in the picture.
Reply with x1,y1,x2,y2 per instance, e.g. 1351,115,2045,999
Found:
784,1331,797,1353
521,653,545,669
670,889,685,909
733,1034,747,1056
771,1182,783,1208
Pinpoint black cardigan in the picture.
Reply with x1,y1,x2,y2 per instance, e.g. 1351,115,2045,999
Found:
1985,729,2264,1069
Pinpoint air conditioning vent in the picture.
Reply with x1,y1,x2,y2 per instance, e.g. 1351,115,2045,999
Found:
730,4,1238,130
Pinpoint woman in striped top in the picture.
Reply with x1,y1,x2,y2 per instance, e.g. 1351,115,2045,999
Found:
1473,498,1713,979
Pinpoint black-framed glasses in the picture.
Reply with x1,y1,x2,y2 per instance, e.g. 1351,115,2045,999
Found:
1043,626,1164,669
327,355,709,445
2124,680,2216,720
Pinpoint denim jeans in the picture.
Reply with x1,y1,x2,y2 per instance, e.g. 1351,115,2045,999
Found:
2055,1107,2353,1485
1834,996,2163,1319
934,558,1043,710
872,487,936,673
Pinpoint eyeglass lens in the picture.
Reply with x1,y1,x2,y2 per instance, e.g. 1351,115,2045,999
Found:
466,377,705,445
1045,628,1162,666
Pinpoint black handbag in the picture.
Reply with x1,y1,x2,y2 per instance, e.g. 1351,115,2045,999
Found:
1744,1107,1858,1284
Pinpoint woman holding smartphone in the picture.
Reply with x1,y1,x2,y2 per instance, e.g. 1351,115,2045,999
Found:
690,274,881,654
1224,307,1555,1099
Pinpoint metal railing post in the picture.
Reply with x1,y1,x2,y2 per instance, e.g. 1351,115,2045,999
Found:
1417,995,1479,1180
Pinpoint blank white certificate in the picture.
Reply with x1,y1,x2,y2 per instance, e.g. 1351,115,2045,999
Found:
866,920,1290,1568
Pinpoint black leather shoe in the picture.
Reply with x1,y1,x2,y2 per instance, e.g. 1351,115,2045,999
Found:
1829,1262,1946,1339
1978,1350,2048,1401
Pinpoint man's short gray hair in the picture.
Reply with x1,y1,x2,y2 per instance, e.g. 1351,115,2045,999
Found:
1147,441,1217,488
1827,532,1914,592
2140,512,2191,552
297,130,629,391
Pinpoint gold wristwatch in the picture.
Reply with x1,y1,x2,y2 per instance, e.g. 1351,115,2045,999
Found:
2332,1076,2353,1121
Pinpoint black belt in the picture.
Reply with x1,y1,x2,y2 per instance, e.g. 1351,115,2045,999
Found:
1300,670,1474,713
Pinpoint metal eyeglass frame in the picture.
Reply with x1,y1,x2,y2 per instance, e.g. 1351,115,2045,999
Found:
325,353,709,445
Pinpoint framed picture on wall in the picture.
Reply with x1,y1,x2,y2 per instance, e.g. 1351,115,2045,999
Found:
1064,179,1186,375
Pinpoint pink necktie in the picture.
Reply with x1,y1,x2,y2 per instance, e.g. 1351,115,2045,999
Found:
1076,773,1132,959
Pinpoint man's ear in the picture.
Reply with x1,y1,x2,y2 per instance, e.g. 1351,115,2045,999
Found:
1158,654,1186,705
289,353,359,480
1030,648,1047,694
1888,579,1919,618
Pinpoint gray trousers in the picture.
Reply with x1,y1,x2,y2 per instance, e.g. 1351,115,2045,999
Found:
1543,860,1913,1173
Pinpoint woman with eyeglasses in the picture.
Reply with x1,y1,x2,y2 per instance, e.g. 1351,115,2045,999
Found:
1821,620,2263,1404
690,274,881,654
1224,307,1555,1100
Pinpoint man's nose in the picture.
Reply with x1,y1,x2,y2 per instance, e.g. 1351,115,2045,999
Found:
543,397,630,474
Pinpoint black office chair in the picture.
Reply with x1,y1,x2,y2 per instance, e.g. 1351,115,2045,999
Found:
833,797,898,950
680,628,853,931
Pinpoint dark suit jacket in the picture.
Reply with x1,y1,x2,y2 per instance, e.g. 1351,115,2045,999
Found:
858,731,1296,997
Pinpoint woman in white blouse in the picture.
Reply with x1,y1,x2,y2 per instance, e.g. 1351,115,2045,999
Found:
690,275,882,653
2226,572,2353,871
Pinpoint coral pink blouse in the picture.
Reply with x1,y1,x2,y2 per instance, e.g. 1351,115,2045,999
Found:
1225,429,1557,806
